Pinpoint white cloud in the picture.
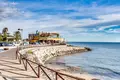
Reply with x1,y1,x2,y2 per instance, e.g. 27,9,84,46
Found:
0,1,19,20
98,25,117,31
1,0,120,41
98,14,120,21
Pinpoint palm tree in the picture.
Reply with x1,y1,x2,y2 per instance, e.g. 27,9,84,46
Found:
2,27,8,41
14,31,21,41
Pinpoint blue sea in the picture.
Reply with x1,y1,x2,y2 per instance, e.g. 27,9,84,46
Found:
52,42,120,80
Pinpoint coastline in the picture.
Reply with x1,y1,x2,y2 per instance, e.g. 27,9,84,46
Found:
19,45,97,80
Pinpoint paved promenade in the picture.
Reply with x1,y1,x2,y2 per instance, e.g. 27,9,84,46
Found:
0,48,42,80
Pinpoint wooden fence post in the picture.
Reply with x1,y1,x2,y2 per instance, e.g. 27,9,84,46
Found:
38,65,40,78
55,72,58,80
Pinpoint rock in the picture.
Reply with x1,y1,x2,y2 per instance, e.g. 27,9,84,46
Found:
4,48,9,50
19,45,90,65
84,47,92,51
67,44,73,47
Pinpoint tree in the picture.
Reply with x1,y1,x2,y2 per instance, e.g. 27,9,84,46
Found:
2,27,8,41
14,31,21,41
0,33,3,41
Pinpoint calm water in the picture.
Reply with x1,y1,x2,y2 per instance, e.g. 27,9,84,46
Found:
52,42,120,80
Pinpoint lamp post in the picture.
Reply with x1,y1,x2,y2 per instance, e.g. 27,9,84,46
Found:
18,28,23,48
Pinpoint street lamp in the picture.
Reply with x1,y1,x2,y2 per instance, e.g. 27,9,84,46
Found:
18,28,23,40
18,28,23,48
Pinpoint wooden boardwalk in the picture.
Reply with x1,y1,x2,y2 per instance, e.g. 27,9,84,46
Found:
0,48,42,80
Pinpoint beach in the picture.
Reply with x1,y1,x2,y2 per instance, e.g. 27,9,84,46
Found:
19,45,97,80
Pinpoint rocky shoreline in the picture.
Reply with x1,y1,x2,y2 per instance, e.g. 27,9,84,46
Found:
19,45,89,64
19,45,97,80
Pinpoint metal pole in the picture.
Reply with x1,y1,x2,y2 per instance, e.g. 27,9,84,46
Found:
18,28,23,50
21,29,23,50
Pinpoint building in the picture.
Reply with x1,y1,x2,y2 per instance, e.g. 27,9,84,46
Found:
29,31,65,44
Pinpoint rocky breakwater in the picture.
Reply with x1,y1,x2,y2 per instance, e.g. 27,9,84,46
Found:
19,45,97,80
19,45,91,64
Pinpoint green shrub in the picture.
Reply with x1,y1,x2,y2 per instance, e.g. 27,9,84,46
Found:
27,50,33,54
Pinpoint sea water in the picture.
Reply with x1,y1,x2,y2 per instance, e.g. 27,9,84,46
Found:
52,42,120,80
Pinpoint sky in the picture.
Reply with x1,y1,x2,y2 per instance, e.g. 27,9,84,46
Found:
0,0,120,42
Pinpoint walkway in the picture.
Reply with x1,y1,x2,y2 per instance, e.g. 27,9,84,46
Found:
0,48,41,80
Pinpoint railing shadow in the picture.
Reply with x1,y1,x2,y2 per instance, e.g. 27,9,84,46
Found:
0,63,24,71
0,69,37,78
0,59,38,79
0,59,19,64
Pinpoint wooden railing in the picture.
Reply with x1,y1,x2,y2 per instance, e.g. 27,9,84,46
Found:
16,47,98,80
